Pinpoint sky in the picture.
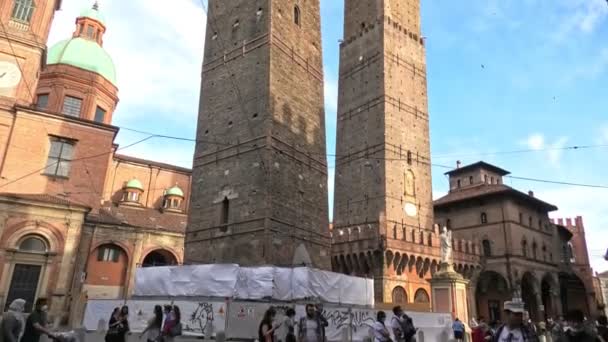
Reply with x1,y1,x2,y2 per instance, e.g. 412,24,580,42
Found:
48,0,608,271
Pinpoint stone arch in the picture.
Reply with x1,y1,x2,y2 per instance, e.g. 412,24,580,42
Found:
141,249,178,267
86,242,130,288
339,255,348,274
414,288,430,303
422,258,431,277
386,250,394,267
415,256,424,277
393,252,401,272
3,220,64,253
392,286,408,304
430,259,438,277
521,272,540,321
397,254,408,275
559,272,589,316
476,271,510,322
359,252,370,276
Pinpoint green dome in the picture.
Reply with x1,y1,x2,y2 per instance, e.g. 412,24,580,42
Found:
47,38,117,85
125,179,144,191
165,186,184,198
79,6,106,26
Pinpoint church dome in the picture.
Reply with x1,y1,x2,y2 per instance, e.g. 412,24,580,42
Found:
47,38,116,85
46,3,116,85
125,178,144,191
165,186,185,198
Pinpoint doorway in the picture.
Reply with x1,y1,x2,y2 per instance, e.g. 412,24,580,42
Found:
5,264,41,312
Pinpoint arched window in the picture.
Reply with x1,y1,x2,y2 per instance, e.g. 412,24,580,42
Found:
393,225,397,239
522,240,528,258
293,6,301,26
446,219,452,229
163,197,182,210
532,242,538,260
414,289,430,303
481,212,488,224
482,239,492,257
405,170,415,196
19,236,47,253
11,0,36,23
392,286,407,304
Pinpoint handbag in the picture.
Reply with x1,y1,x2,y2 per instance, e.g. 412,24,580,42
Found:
169,322,182,337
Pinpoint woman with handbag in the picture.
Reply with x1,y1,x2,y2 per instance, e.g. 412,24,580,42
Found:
106,306,129,342
162,306,182,342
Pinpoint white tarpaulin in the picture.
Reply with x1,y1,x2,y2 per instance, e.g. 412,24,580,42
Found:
133,264,374,306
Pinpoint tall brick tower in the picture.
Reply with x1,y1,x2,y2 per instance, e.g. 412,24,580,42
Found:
332,0,436,302
186,1,330,269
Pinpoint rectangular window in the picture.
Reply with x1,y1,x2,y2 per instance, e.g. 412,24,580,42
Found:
94,106,106,123
87,25,95,38
11,0,35,24
44,137,75,178
97,247,119,262
36,94,49,110
62,96,83,117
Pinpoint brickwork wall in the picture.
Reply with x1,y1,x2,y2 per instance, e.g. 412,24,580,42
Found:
37,64,119,124
187,0,330,269
332,0,437,302
0,0,60,106
0,108,116,209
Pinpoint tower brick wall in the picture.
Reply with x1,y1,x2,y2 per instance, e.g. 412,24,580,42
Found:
333,0,436,303
186,0,330,269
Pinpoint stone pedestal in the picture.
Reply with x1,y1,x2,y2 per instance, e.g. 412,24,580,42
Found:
431,262,470,323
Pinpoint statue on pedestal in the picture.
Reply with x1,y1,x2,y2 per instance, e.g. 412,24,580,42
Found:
440,226,453,265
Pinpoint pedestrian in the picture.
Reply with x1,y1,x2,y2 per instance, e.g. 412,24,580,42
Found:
140,305,163,342
275,308,296,342
21,298,55,342
259,307,277,342
597,315,608,342
298,304,327,342
315,304,328,341
492,300,539,342
0,299,26,342
106,306,130,342
453,317,465,342
557,310,596,342
391,306,405,342
371,311,391,342
162,305,182,342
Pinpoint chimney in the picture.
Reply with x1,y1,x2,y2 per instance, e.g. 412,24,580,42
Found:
456,160,462,169
528,191,534,197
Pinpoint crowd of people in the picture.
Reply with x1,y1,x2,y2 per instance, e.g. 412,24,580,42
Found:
0,298,56,342
464,301,608,342
105,304,182,342
258,304,418,342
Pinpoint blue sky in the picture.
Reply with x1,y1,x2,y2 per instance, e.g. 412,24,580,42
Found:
48,0,608,271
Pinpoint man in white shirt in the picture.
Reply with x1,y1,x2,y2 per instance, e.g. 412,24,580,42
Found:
372,311,391,342
493,300,538,342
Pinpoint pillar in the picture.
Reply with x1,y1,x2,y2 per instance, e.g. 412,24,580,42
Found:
430,263,470,323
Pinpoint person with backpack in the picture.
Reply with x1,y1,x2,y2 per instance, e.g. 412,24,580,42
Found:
275,308,296,342
389,306,416,342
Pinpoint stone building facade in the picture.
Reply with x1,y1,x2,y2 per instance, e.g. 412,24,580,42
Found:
186,0,330,269
0,1,188,323
434,162,597,321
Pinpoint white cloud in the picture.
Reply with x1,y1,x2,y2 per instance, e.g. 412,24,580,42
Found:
522,133,569,167
48,0,206,123
552,0,608,44
525,133,545,150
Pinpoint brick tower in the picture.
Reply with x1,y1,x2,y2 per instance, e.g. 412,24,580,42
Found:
186,1,330,269
332,0,436,303
0,0,61,106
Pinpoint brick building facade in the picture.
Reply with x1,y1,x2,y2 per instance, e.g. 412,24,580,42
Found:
0,1,188,323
